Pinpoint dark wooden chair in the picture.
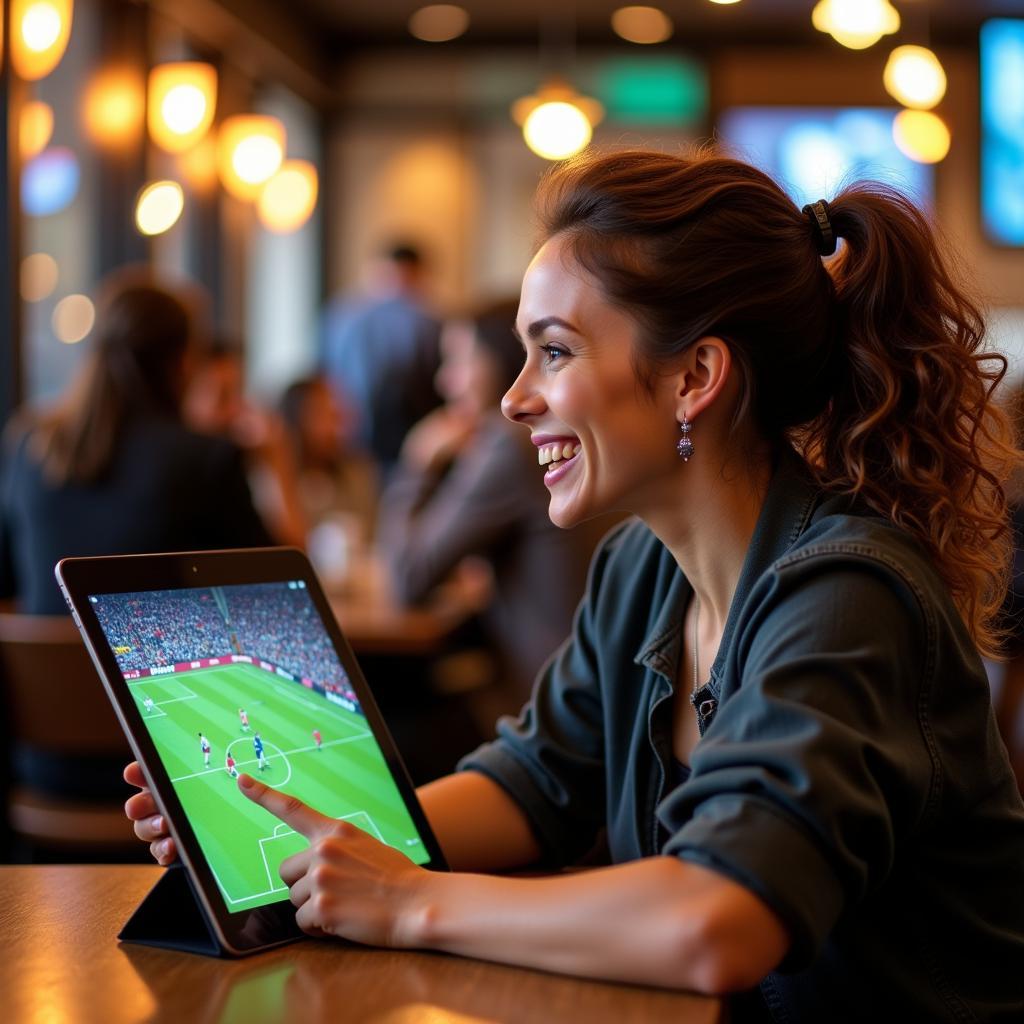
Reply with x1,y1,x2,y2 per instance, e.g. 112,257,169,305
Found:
0,613,138,859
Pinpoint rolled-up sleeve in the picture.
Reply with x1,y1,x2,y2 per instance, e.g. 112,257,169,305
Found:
661,553,935,970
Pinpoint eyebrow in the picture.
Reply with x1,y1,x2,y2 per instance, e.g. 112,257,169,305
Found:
513,316,579,342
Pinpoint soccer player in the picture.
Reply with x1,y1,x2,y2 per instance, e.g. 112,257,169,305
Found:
141,694,156,714
239,708,250,732
199,732,211,768
312,728,322,752
253,732,269,771
225,753,238,778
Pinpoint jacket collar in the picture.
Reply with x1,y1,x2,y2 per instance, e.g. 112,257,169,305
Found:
636,447,821,679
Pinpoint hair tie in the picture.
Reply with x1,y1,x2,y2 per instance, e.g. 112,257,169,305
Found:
802,199,836,257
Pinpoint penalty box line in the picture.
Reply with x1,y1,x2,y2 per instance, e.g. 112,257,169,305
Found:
256,812,383,896
169,733,371,783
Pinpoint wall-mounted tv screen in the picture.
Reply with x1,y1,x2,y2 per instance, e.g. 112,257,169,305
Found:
981,19,1024,246
718,107,933,211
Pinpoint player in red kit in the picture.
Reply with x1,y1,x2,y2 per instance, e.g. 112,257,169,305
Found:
226,753,238,778
312,729,322,751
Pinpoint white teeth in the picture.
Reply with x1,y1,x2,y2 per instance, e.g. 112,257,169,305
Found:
537,441,582,467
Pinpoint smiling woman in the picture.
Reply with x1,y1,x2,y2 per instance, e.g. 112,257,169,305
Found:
125,148,1024,1021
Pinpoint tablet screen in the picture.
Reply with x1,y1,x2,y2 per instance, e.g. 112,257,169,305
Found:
88,579,432,914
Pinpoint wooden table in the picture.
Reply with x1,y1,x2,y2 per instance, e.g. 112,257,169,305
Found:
0,866,723,1024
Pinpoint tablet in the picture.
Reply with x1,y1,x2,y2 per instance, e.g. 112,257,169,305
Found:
56,547,448,955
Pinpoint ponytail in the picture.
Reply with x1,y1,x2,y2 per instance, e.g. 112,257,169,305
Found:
536,150,1017,657
798,184,1018,657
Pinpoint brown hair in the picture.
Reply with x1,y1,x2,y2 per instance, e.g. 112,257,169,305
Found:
536,148,1017,657
34,273,192,485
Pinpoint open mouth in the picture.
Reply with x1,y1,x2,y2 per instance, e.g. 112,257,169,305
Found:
537,439,582,485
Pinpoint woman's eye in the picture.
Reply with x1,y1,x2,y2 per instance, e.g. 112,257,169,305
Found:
541,344,568,365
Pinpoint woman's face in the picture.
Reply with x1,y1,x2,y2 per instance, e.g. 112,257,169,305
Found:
436,320,501,417
503,234,682,529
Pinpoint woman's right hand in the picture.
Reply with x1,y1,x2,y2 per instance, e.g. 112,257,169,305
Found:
123,761,178,865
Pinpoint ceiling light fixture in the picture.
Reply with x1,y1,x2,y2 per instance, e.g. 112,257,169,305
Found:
811,0,899,50
408,5,469,43
884,45,947,110
611,6,673,45
512,80,604,161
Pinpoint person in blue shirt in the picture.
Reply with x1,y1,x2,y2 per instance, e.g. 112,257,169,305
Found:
252,732,268,772
126,150,1024,1021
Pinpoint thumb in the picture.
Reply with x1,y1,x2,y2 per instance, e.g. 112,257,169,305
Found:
237,774,332,839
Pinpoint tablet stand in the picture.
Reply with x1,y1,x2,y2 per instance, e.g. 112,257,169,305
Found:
119,863,225,956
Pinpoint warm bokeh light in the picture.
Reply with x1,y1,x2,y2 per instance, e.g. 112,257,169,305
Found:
408,5,469,42
134,180,184,236
513,80,603,161
523,102,593,161
811,0,899,50
19,100,53,159
21,146,79,215
257,159,319,233
20,252,58,302
82,67,145,148
176,135,218,193
707,0,743,5
892,109,951,164
611,6,674,44
11,0,73,80
217,114,285,200
52,293,94,344
148,63,217,152
884,46,947,110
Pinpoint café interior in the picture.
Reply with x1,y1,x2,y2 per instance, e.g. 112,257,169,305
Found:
1,1,1023,1021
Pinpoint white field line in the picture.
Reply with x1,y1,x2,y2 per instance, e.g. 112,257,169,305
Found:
255,811,380,894
169,733,369,784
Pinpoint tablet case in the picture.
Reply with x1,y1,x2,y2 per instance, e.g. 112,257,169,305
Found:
119,863,225,957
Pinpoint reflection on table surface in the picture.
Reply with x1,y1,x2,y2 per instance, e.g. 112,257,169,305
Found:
0,865,722,1024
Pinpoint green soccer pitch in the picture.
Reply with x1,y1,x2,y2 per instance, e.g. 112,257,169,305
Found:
130,662,430,912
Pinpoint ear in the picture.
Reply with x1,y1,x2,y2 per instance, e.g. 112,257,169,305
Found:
672,337,732,423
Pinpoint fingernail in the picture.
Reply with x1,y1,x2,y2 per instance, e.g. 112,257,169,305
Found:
151,815,163,832
158,839,171,856
239,774,254,790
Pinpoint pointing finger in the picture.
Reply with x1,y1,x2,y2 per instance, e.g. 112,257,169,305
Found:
237,774,333,839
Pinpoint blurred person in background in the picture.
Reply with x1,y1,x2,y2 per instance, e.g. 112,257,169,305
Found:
321,242,442,476
377,298,609,706
0,272,271,616
184,336,307,548
278,374,379,577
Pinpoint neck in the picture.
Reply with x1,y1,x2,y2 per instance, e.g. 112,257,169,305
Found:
644,451,772,641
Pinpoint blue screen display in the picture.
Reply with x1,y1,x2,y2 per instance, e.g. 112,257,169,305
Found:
981,19,1024,246
718,107,933,210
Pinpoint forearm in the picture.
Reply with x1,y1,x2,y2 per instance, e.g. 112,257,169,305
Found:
417,771,542,872
401,856,789,994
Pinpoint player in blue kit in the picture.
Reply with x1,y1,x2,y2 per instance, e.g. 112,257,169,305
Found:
253,732,269,771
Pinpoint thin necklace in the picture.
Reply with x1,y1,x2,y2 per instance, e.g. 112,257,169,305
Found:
692,593,700,694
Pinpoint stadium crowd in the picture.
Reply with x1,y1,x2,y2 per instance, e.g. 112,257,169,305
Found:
93,585,357,705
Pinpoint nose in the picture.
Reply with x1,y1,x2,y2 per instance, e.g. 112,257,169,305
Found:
501,368,546,424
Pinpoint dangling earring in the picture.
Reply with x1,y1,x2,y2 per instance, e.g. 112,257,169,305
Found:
676,416,694,461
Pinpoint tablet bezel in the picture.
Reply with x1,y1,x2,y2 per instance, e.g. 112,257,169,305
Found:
56,547,449,955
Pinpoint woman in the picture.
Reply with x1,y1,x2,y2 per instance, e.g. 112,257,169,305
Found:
377,299,606,696
278,373,378,558
0,273,270,614
126,151,1024,1020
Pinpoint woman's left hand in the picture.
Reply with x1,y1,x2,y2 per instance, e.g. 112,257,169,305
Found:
238,773,430,946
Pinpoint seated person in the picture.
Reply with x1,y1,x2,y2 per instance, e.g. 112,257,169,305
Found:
127,150,1024,1019
278,374,379,575
0,273,270,616
184,337,306,548
377,299,609,699
0,271,271,804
